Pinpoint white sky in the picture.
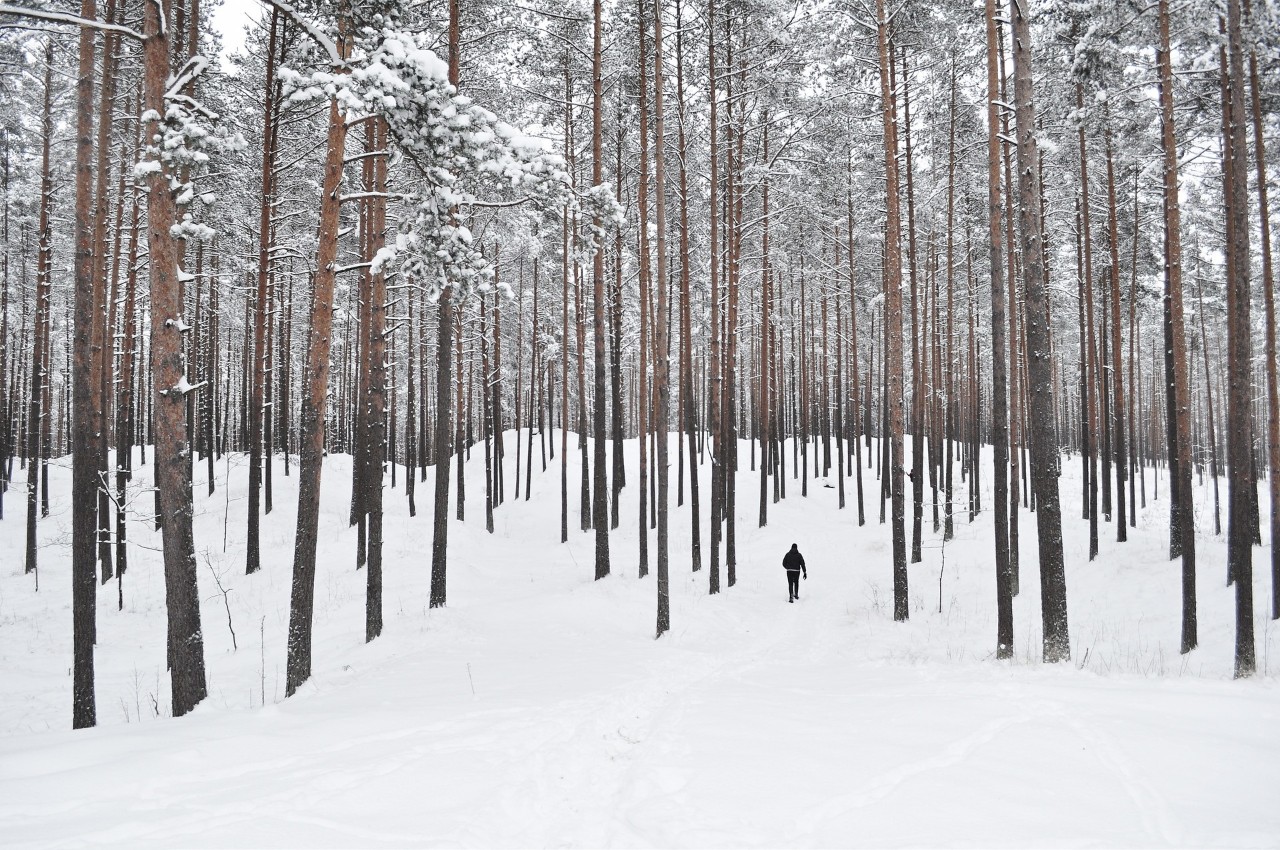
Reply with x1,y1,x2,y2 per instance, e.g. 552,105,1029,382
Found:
210,0,260,70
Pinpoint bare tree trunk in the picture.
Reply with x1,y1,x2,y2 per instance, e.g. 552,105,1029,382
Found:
675,0,700,569
406,270,417,516
1156,0,1196,653
143,0,207,714
1077,83,1101,561
1104,121,1127,540
591,0,611,578
724,11,740,585
997,29,1020,589
71,0,100,729
1194,265,1222,535
492,269,504,507
985,0,1012,655
431,0,461,609
526,259,539,501
611,107,626,527
561,51,571,545
482,289,494,532
637,0,651,577
286,5,351,693
877,0,908,623
364,117,387,640
1129,175,1140,522
25,41,54,581
247,9,279,575
758,117,771,529
92,0,120,586
1242,0,1279,621
707,0,721,592
1222,0,1255,677
1011,0,1069,662
901,48,924,565
848,189,865,526
943,62,956,542
654,0,671,636
116,121,141,597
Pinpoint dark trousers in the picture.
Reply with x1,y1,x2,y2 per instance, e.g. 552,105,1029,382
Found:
786,570,801,600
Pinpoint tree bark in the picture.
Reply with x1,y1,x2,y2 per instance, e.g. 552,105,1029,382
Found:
247,9,279,575
1104,121,1127,540
985,0,1012,654
143,0,207,715
707,0,721,592
637,0,651,577
877,0,908,623
1156,0,1196,653
71,0,100,729
364,117,387,641
286,5,351,693
654,0,671,636
1011,0,1069,662
591,0,611,578
675,0,700,570
1222,0,1254,677
26,41,54,581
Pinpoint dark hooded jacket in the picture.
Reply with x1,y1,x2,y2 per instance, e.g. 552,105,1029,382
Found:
782,546,805,572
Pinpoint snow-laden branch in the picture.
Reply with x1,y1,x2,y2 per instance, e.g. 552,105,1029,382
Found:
166,55,209,100
256,0,341,67
0,2,143,39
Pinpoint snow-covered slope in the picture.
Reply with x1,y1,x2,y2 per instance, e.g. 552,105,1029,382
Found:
1,436,1277,847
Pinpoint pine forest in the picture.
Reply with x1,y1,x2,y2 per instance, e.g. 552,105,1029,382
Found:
0,0,1277,844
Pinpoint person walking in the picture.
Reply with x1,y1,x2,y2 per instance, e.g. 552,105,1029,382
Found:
783,543,806,602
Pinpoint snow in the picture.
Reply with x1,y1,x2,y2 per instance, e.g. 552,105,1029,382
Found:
1,436,1277,847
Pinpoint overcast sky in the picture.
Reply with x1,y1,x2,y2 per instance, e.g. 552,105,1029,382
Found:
210,0,258,69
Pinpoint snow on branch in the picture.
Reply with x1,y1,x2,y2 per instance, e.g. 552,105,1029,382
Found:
257,0,341,67
166,55,210,100
337,18,620,297
0,2,143,39
135,53,246,246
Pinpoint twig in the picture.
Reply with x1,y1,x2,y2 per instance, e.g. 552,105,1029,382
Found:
204,555,236,651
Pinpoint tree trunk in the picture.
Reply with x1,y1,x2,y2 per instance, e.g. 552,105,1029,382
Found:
675,0,700,570
1104,122,1127,540
1222,0,1255,677
1156,0,1197,653
143,0,207,715
364,117,387,640
93,0,120,586
1077,83,1101,561
877,0,908,623
1011,0,1069,662
985,0,1012,654
247,9,279,575
1240,0,1279,621
707,0,721,592
943,62,956,542
26,41,54,580
654,0,671,636
637,0,651,577
71,0,100,729
286,6,351,693
902,47,924,566
591,0,610,578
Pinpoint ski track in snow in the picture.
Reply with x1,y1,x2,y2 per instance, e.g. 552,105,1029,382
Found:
1,435,1279,847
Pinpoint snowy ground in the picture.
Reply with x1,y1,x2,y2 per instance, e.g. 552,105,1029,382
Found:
1,434,1277,847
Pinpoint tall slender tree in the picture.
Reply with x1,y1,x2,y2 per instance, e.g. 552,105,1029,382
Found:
985,0,1012,655
876,0,907,623
1011,0,1068,662
1222,0,1254,678
591,0,610,580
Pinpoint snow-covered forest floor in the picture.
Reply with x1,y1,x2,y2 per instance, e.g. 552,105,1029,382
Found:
1,436,1278,847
